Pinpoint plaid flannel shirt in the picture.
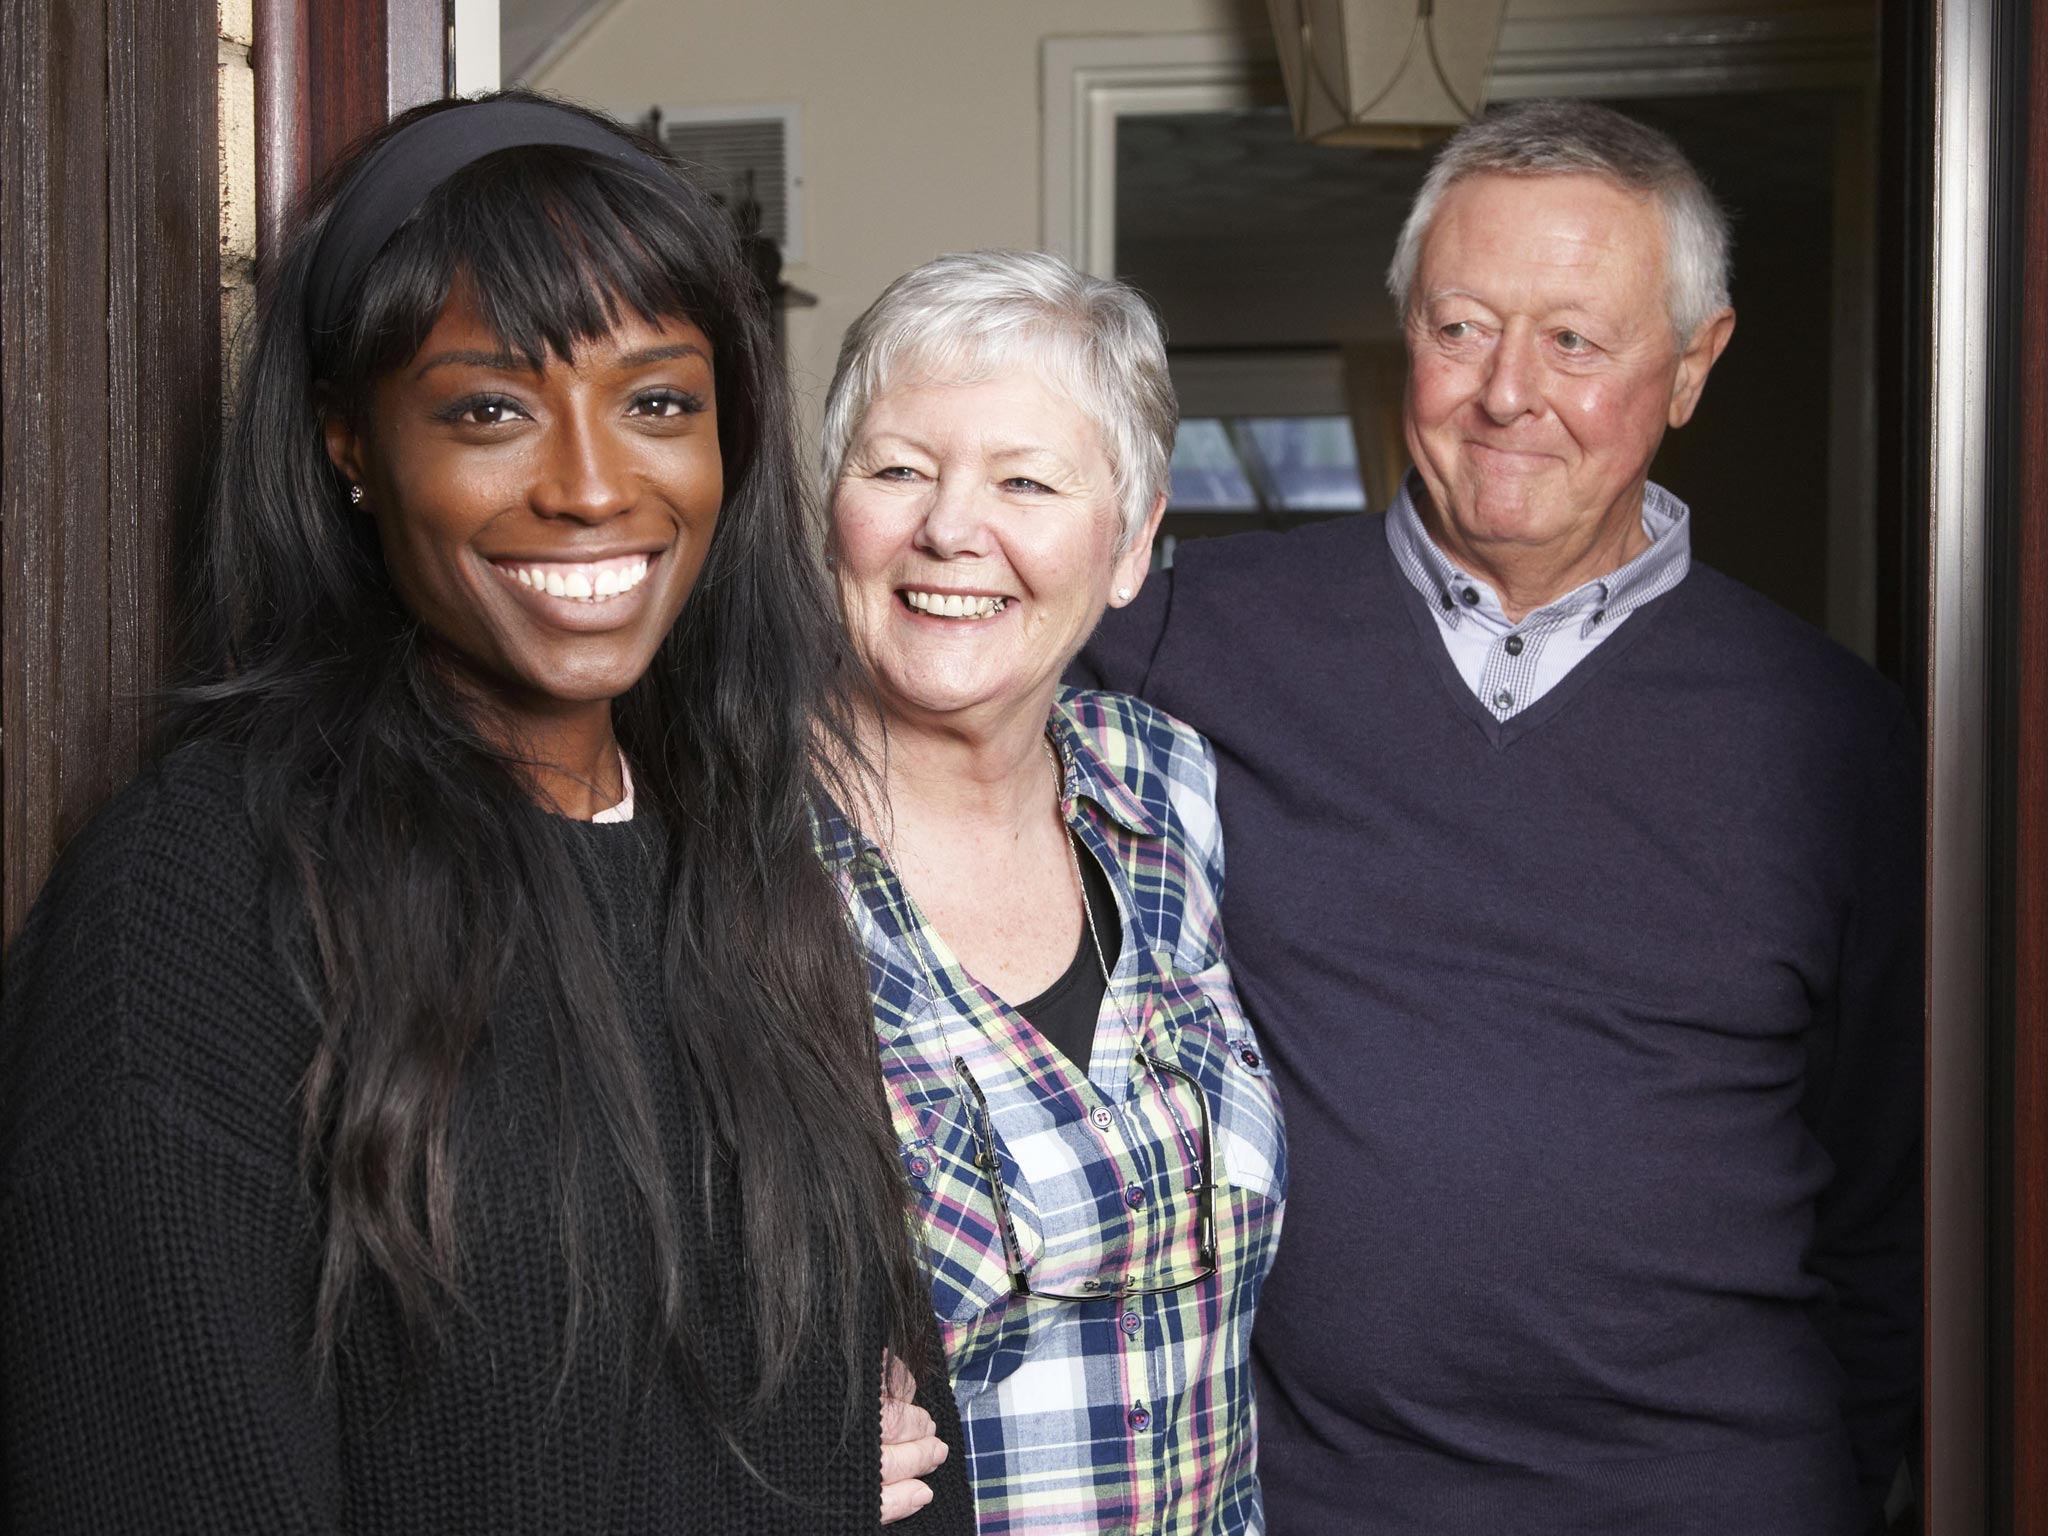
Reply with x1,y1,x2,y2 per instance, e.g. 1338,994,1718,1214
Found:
819,688,1287,1536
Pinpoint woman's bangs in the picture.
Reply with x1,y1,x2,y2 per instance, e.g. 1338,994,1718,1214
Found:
347,148,718,384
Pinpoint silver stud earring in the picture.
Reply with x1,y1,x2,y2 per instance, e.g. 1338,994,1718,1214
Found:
348,485,364,506
1116,586,1132,602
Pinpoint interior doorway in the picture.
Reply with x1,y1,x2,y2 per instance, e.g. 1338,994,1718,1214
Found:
1102,49,1883,671
1044,9,2029,1531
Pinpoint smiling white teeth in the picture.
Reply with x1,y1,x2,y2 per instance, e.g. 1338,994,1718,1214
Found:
497,554,653,603
903,590,1007,619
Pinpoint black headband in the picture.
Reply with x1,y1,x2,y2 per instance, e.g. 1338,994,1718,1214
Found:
304,98,667,339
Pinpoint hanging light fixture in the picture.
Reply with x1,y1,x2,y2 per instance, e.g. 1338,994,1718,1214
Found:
1266,0,1511,147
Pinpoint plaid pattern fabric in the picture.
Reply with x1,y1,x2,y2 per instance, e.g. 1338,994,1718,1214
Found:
819,688,1286,1535
1387,471,1692,719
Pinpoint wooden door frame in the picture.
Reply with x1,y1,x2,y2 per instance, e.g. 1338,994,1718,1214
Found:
254,0,448,252
0,0,223,940
0,0,448,944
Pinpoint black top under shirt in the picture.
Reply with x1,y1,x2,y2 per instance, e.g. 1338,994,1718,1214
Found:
1015,836,1120,1076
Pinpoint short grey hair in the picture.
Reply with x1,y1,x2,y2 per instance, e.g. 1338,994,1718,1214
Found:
1386,99,1733,344
820,250,1177,550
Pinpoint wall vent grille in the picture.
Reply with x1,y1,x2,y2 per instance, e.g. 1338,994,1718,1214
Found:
649,105,800,259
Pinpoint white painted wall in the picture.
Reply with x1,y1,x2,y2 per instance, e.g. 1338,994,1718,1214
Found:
536,0,1267,410
534,0,1860,416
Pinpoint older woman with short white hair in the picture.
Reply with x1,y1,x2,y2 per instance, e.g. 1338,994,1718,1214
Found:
815,249,1286,1535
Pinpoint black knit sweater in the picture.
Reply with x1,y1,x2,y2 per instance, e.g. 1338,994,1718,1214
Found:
0,744,974,1534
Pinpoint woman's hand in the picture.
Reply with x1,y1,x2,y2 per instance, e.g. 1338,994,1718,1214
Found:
880,1352,950,1523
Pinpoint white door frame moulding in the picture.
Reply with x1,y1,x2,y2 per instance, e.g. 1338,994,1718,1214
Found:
453,0,501,96
1043,34,1270,280
1042,8,1877,277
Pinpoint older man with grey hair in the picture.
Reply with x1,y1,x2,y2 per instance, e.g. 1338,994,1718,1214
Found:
1076,100,1920,1535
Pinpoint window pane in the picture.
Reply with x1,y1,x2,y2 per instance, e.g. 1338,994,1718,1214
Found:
1169,418,1255,509
1245,417,1366,511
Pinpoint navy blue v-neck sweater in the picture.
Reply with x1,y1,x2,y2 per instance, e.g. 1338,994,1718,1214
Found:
1074,514,1921,1536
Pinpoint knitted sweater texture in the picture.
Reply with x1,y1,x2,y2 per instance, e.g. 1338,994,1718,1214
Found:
0,744,974,1535
1076,514,1922,1536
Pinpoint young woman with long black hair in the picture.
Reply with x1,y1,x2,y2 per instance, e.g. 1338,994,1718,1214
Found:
0,94,969,1533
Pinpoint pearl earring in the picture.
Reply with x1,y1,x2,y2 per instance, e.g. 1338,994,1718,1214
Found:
1115,586,1132,602
348,485,364,506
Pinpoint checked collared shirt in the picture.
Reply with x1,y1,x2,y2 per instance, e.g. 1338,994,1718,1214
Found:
818,688,1286,1536
1386,471,1693,720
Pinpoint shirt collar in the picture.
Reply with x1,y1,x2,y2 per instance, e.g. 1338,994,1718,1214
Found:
1384,470,1691,633
812,792,869,868
812,697,1161,869
1048,693,1163,839
588,750,635,824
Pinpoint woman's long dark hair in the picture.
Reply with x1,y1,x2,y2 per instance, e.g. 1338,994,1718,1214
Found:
174,92,925,1417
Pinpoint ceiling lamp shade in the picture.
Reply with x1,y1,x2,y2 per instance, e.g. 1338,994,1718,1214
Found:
1267,0,1511,147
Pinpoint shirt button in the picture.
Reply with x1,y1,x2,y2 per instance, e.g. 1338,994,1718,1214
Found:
1504,634,1525,657
1591,608,1607,626
1127,1405,1151,1431
1493,689,1515,712
1120,1310,1141,1337
1461,586,1480,606
1125,1184,1146,1210
909,1157,929,1178
1238,1044,1263,1069
1439,591,1455,612
1090,1106,1113,1130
